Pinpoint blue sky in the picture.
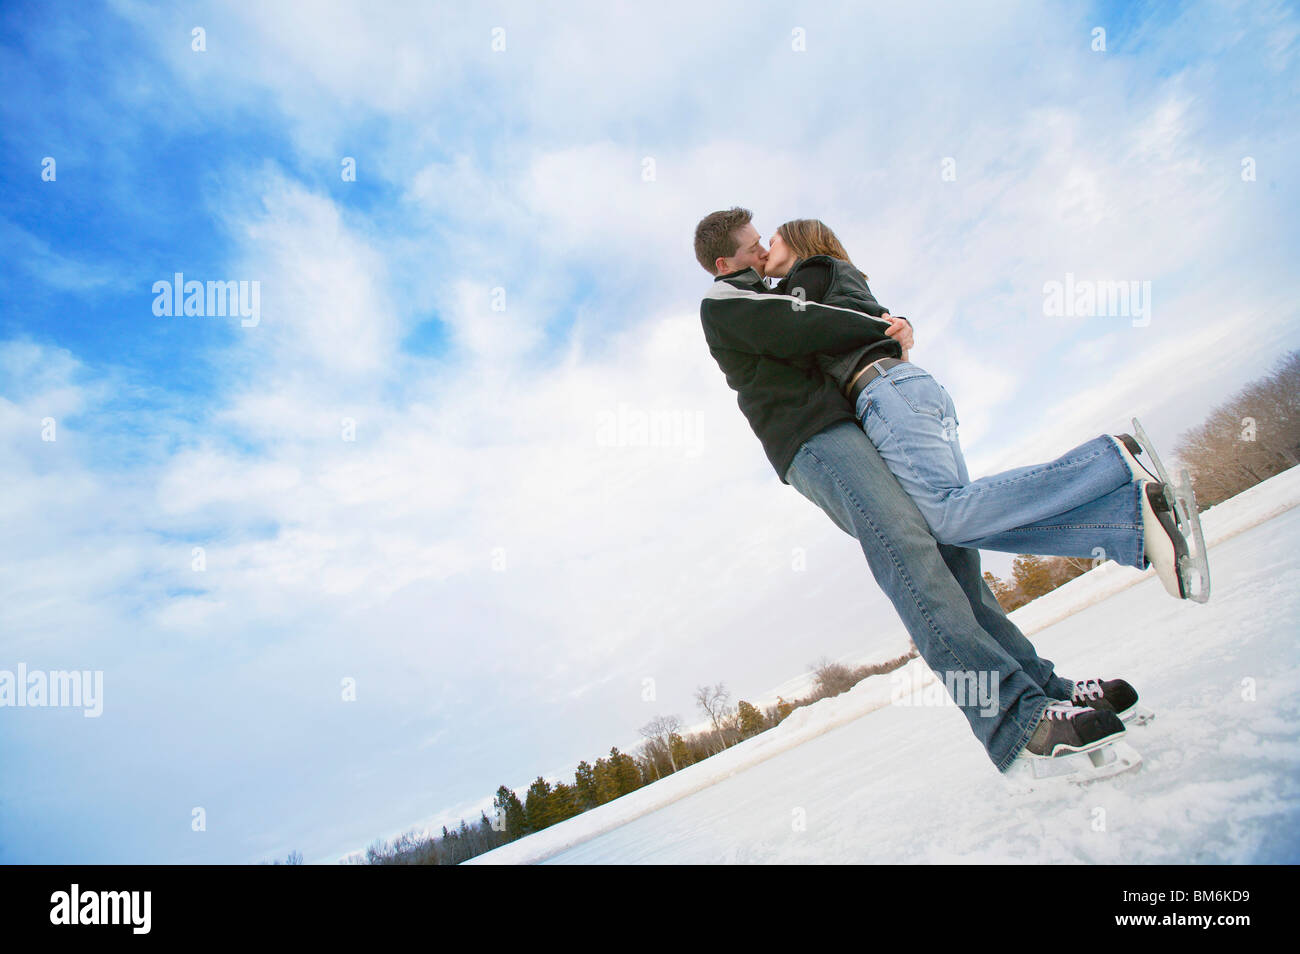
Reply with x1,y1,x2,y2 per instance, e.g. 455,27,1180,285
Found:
2,0,1298,863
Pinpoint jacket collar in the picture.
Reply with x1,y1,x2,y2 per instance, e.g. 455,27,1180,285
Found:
713,265,770,289
789,254,836,270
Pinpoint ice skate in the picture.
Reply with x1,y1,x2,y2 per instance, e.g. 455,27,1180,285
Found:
1116,434,1193,599
1110,432,1154,483
1004,702,1141,789
1140,479,1191,599
1071,678,1155,726
1128,418,1211,603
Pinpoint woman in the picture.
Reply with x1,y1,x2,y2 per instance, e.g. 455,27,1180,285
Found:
766,218,1199,601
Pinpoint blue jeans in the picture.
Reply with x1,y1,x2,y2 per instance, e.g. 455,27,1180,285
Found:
855,361,1146,570
785,420,1075,771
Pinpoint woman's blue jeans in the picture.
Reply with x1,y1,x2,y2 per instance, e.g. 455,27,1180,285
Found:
855,361,1146,571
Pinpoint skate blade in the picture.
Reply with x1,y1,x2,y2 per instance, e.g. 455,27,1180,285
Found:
1005,741,1143,791
1130,418,1171,480
1119,704,1155,727
1179,556,1209,602
1132,418,1210,603
1175,469,1211,602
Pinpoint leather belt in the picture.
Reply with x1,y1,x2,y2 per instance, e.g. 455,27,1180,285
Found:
846,356,906,408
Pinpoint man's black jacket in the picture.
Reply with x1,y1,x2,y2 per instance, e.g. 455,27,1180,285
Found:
698,262,904,484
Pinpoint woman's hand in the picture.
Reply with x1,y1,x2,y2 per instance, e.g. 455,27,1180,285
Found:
881,312,914,357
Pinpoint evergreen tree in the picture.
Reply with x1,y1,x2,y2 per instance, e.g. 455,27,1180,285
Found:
737,700,766,736
1011,553,1053,602
493,784,527,841
524,776,556,832
982,570,1012,604
574,760,597,810
551,781,582,823
609,746,642,795
592,756,619,805
669,732,692,770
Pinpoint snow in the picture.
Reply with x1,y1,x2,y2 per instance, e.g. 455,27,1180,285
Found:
465,466,1300,864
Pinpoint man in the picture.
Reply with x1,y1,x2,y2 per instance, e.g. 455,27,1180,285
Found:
693,207,1131,774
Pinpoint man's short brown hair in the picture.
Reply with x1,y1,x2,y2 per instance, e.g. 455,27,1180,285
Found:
693,207,753,274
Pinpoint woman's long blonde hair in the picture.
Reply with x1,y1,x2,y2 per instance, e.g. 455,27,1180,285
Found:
776,219,867,280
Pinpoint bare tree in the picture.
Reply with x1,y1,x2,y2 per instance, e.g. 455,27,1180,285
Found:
1174,349,1300,506
639,714,683,773
810,655,857,699
694,682,732,754
636,740,662,781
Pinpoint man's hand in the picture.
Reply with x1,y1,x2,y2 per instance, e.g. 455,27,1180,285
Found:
881,312,914,352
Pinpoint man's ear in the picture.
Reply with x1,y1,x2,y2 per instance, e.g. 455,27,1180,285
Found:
714,257,729,275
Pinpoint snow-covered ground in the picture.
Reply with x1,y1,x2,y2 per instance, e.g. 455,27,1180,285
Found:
466,465,1300,864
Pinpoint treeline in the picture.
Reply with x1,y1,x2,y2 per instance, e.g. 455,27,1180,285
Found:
983,348,1299,610
982,555,1096,612
341,650,916,866
1172,349,1299,507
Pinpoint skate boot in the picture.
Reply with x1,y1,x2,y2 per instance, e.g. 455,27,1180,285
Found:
1129,418,1211,602
1071,678,1155,725
1023,701,1126,758
1140,480,1191,599
1005,701,1141,786
1110,433,1155,483
1112,436,1189,598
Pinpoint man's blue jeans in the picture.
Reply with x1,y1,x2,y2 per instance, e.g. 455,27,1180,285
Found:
856,361,1146,570
785,420,1077,771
